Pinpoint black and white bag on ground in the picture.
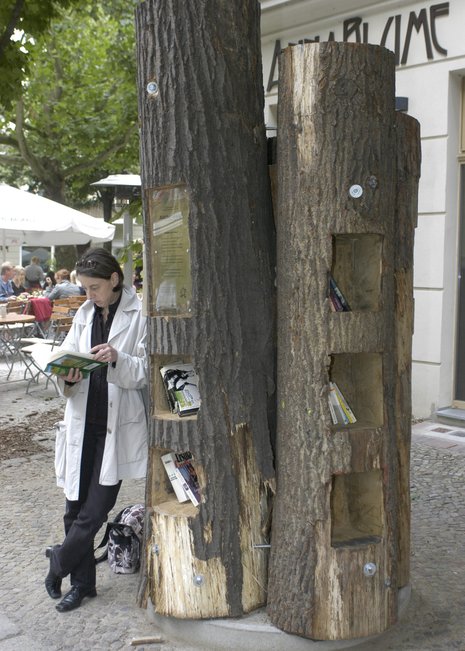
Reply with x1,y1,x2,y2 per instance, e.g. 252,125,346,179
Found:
95,504,145,574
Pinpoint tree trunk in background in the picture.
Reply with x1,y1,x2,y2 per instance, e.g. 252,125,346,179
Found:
268,42,418,640
54,244,82,272
135,0,276,618
394,113,421,587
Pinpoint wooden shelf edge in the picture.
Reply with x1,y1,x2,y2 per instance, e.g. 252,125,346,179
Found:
154,411,198,422
153,495,199,518
329,423,383,433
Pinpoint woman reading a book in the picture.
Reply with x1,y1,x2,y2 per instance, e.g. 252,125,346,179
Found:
44,248,148,613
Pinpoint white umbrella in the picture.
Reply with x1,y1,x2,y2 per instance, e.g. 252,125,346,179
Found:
0,184,115,249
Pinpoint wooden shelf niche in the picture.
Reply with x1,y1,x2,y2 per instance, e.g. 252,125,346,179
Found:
152,353,199,421
151,447,200,519
329,352,383,429
148,449,213,619
331,233,383,312
330,469,384,547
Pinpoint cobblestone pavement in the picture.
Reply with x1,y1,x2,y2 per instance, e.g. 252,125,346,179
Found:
356,424,465,651
1,368,465,650
0,368,187,651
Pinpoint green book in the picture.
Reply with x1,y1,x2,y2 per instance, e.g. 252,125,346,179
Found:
31,344,107,378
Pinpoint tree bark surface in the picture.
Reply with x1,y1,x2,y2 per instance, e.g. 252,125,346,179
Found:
394,113,420,586
268,42,417,640
135,0,276,618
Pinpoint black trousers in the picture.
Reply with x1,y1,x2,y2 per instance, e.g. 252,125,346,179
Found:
50,424,121,589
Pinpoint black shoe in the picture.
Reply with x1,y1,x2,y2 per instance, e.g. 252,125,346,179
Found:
45,546,62,599
55,585,97,613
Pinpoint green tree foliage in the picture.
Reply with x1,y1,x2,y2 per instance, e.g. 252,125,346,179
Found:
0,0,140,204
0,0,82,108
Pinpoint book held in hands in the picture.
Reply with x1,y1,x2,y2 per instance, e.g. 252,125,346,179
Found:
159,362,201,416
161,451,201,506
30,343,107,378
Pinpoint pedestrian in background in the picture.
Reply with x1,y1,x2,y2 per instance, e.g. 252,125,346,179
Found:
24,255,45,289
44,247,148,612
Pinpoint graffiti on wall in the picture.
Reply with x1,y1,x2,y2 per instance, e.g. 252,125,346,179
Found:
266,2,449,92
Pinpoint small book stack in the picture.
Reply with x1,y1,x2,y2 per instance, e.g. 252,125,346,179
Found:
159,362,201,417
328,381,357,425
329,275,351,312
161,451,201,506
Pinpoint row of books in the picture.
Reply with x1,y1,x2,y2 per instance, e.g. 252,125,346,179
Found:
328,381,357,425
329,275,351,312
160,362,201,417
161,451,201,506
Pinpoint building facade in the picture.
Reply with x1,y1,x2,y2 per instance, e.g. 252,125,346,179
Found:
260,0,464,418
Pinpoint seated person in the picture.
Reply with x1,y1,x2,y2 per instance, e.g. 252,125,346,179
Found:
44,268,85,301
12,266,26,296
70,269,86,295
0,262,15,301
44,270,56,292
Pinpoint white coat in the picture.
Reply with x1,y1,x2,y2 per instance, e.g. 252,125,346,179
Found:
55,286,148,501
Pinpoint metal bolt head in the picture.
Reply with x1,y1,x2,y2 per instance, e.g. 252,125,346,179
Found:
146,81,159,96
193,574,204,587
349,184,363,199
363,562,377,577
367,175,378,189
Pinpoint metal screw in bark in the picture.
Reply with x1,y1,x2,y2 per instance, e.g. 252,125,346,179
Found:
193,574,204,587
363,562,377,577
146,81,159,97
349,184,363,198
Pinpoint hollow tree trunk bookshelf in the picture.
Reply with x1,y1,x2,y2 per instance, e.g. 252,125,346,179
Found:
135,0,276,619
267,42,420,640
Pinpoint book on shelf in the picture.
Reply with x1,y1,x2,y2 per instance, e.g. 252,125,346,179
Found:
328,381,357,425
334,382,357,424
329,275,351,312
160,453,190,503
30,343,107,378
161,451,201,506
328,383,348,424
159,362,201,416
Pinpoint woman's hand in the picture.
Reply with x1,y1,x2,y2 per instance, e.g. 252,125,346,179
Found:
90,343,118,365
63,368,83,383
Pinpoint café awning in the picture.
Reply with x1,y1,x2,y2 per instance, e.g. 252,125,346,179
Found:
0,184,115,251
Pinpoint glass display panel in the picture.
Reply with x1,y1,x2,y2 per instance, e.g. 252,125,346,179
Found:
147,184,192,316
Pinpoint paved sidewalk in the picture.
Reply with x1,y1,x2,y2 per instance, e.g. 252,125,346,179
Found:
1,368,465,650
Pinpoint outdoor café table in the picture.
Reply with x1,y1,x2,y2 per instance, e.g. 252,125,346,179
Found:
0,313,36,380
